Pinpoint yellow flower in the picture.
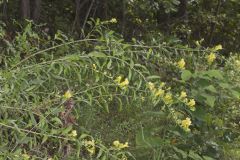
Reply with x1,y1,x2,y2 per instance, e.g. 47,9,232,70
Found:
163,93,173,105
115,76,129,89
121,156,128,160
155,89,165,97
84,140,95,155
113,140,129,150
195,40,200,47
160,82,166,88
92,64,97,70
148,82,155,91
187,99,195,107
177,59,186,70
183,98,188,103
235,60,240,68
187,99,196,111
180,91,187,99
110,18,117,23
181,117,192,132
22,154,30,160
207,52,216,64
115,76,122,83
63,90,72,99
70,130,77,137
119,78,129,89
113,140,120,146
195,38,204,47
213,44,223,51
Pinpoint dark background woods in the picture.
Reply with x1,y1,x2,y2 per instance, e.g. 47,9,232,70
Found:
0,0,240,52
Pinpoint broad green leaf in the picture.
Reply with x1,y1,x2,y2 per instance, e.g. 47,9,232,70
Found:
202,94,216,107
204,85,217,93
181,70,192,81
136,128,165,148
206,70,223,80
219,82,230,89
230,89,240,99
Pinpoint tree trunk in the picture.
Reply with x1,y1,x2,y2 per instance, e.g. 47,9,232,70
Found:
121,0,126,36
32,0,41,22
99,0,107,19
2,0,8,21
177,0,187,18
72,0,81,32
209,0,221,45
81,0,95,37
21,0,30,19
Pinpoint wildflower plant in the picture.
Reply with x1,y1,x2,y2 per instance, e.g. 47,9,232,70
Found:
0,20,239,160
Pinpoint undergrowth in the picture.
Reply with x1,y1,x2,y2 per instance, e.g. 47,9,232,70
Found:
0,20,239,160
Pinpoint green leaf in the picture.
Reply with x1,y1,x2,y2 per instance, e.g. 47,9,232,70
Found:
230,89,240,99
204,85,217,93
146,75,161,80
61,126,73,135
188,150,203,160
130,59,134,68
107,59,112,69
136,128,165,148
173,147,188,158
51,117,63,125
41,135,48,144
219,82,230,89
88,51,106,57
203,156,215,160
206,70,223,80
181,70,192,81
202,94,216,107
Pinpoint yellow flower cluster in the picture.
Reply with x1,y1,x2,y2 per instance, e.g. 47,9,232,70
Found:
115,76,129,89
235,60,240,68
163,93,173,105
180,117,192,132
63,90,72,99
206,52,216,64
69,130,77,137
92,64,97,70
187,99,196,111
206,44,222,64
148,82,155,91
212,44,223,51
22,153,30,160
110,18,117,23
180,91,187,99
83,139,95,155
178,91,196,111
115,76,122,83
177,58,186,70
148,82,173,105
113,140,129,150
155,89,165,97
160,82,166,88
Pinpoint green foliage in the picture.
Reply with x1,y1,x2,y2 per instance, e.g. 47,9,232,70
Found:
0,19,239,160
